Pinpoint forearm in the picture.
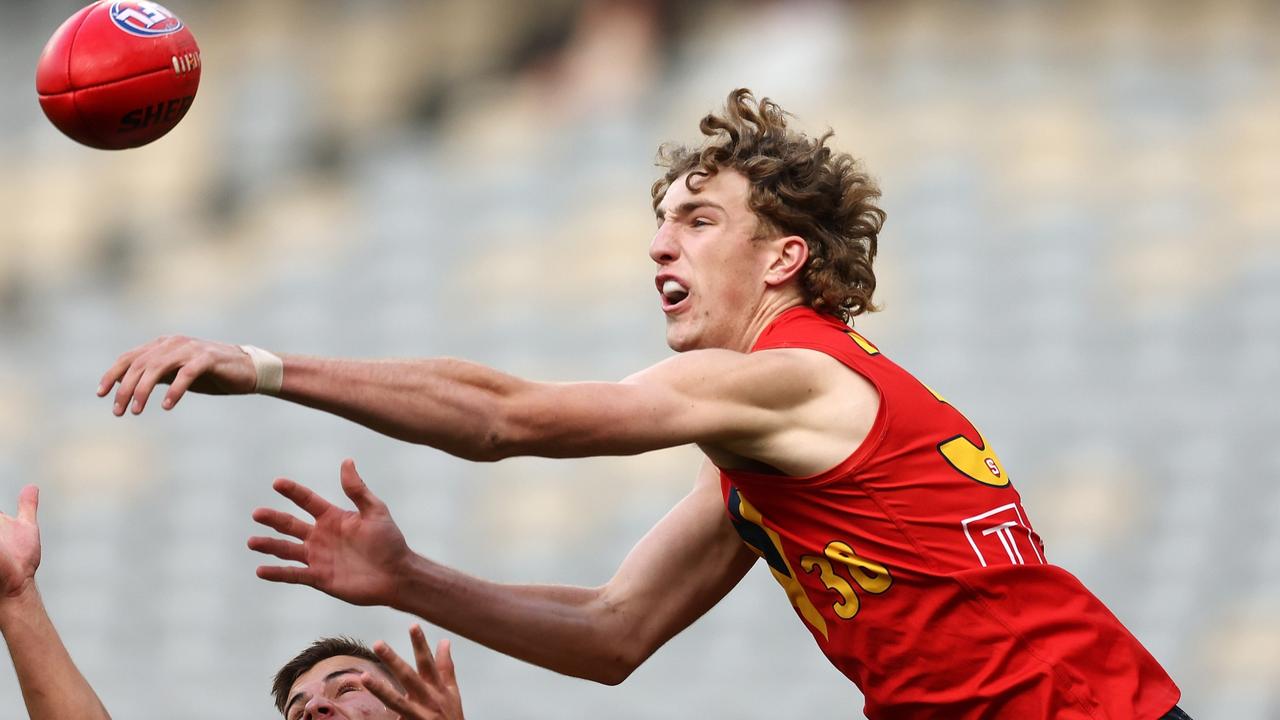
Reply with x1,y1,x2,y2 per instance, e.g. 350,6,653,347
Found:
278,356,519,461
391,555,637,684
385,466,757,685
0,585,111,720
275,355,679,461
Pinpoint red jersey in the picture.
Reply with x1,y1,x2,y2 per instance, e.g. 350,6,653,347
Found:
720,307,1179,719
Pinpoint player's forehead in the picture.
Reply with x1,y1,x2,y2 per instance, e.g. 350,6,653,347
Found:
288,654,380,695
657,168,752,217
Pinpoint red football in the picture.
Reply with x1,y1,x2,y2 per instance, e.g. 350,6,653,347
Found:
36,1,201,150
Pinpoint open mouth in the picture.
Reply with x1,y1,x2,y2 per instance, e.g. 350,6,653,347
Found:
660,278,690,311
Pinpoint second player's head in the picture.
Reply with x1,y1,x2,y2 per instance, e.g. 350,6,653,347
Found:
651,88,885,352
273,637,402,719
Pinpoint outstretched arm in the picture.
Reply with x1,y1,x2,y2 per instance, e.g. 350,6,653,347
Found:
0,486,112,720
98,336,829,465
250,459,755,684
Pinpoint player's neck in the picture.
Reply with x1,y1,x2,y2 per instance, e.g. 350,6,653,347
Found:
737,294,806,353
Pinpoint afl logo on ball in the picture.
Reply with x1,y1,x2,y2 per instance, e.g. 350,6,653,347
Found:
109,1,184,37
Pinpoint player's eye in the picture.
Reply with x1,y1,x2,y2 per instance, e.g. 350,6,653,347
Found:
338,682,360,695
691,217,711,227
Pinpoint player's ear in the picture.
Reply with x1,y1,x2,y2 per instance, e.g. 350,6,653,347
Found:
764,235,809,287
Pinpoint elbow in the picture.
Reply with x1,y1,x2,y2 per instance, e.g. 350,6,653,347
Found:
587,652,642,686
440,399,523,462
457,429,512,463
593,668,631,687
463,422,522,463
467,400,547,462
582,603,653,686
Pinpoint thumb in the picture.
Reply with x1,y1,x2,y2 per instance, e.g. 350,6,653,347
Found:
17,485,38,525
340,458,385,515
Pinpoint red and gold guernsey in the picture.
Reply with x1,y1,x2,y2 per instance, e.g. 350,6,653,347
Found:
720,307,1179,720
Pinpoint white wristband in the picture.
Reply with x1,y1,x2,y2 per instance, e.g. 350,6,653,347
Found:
240,345,284,395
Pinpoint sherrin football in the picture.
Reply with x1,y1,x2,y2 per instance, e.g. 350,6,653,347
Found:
36,1,201,150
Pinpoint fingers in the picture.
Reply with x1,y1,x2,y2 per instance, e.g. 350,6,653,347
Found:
435,638,458,690
163,361,208,410
361,632,460,719
340,459,386,516
373,639,416,681
130,362,181,415
360,671,422,718
98,344,150,397
410,624,442,686
101,336,252,414
16,485,38,525
251,507,312,540
108,338,178,415
255,565,315,585
374,639,438,705
273,477,337,519
112,361,148,416
247,536,307,563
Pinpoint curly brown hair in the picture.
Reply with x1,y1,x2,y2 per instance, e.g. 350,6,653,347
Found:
651,88,885,322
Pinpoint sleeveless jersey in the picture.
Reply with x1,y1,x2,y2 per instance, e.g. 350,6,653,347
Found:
720,307,1179,719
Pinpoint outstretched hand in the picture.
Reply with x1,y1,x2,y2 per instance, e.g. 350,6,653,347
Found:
0,485,41,600
363,625,465,720
97,335,257,416
249,459,412,608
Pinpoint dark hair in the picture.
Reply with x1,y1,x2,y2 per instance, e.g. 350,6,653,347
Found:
271,636,394,715
652,88,886,322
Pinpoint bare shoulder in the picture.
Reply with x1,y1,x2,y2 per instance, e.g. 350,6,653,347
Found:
622,347,857,411
757,347,879,403
716,347,880,476
744,346,879,433
616,347,878,475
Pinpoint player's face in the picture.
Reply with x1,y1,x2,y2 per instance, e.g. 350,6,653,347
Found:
282,655,396,720
651,169,777,352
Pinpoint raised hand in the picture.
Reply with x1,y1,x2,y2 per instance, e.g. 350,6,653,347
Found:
249,459,411,608
97,335,257,416
362,625,465,720
0,485,113,720
0,486,41,600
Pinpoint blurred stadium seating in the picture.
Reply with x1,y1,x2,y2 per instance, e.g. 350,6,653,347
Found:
1,0,1277,717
